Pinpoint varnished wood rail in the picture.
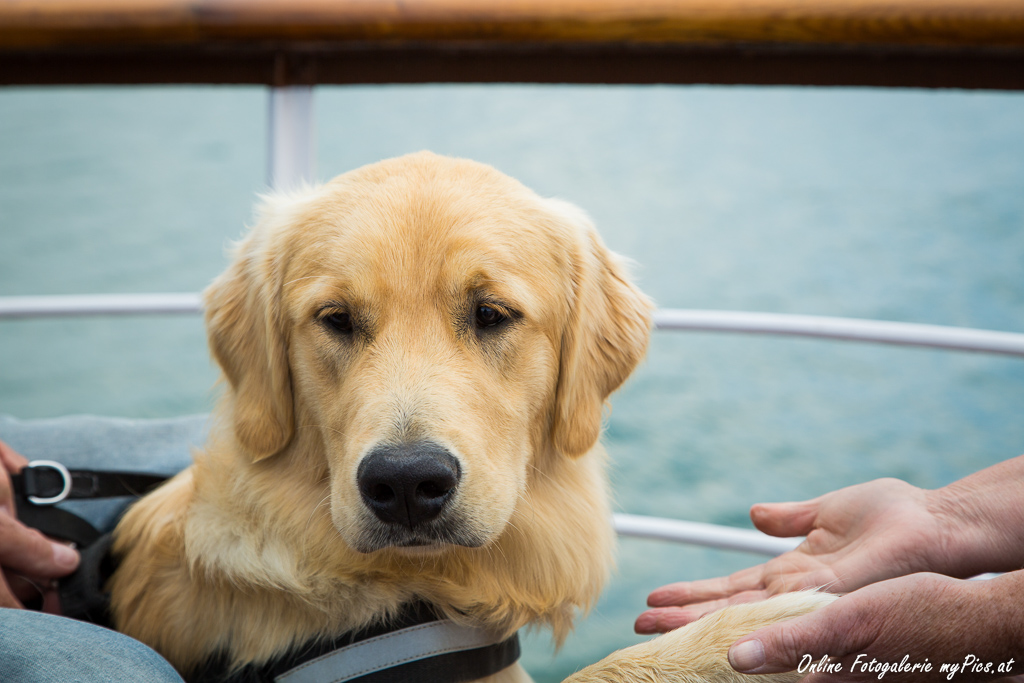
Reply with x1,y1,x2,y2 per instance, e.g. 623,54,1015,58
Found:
2,0,1024,88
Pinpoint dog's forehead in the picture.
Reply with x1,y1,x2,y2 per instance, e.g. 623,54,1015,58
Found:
283,160,581,308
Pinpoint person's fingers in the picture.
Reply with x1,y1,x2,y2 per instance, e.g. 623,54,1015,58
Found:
0,441,28,519
0,443,74,614
647,565,766,607
3,570,63,614
0,571,23,609
764,565,844,595
727,597,853,676
728,621,809,675
5,570,50,602
40,586,62,614
635,604,726,634
635,606,692,634
0,440,28,471
0,471,14,519
636,590,769,634
0,514,79,578
751,499,821,538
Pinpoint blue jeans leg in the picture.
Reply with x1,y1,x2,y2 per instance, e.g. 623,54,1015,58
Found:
0,608,184,683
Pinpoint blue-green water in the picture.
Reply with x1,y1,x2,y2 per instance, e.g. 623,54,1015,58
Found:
2,85,1023,680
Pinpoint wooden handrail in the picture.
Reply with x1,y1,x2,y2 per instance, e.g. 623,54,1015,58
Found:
2,0,1024,88
3,0,1024,49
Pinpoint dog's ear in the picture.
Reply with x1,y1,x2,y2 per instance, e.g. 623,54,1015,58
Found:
204,223,294,462
551,206,653,458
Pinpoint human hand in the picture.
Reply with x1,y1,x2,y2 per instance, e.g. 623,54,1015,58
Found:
0,439,80,611
636,478,952,634
728,571,1024,683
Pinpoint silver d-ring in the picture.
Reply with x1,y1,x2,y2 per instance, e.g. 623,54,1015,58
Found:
26,460,72,505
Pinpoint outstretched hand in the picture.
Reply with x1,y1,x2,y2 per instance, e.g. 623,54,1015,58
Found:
0,440,79,611
728,571,1024,683
635,478,952,634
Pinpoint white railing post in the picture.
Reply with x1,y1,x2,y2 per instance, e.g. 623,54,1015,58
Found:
268,86,316,191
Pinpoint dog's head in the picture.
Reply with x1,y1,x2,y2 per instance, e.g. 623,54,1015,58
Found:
205,152,651,555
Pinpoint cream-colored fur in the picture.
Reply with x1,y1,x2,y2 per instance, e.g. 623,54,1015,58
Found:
566,591,838,683
108,152,829,683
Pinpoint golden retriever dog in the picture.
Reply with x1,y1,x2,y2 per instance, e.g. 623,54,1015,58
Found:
107,152,832,683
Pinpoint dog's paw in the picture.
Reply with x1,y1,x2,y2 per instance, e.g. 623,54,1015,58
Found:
564,591,837,683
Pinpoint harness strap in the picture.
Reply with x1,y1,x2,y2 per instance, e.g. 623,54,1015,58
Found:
15,499,104,547
190,602,521,683
276,619,519,683
11,460,169,623
12,460,168,506
56,532,118,624
11,459,169,547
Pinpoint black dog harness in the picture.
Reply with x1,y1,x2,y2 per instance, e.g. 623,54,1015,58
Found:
190,601,520,683
11,459,166,623
11,460,521,683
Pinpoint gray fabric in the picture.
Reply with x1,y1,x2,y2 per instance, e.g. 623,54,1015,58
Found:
276,620,507,683
1,413,206,532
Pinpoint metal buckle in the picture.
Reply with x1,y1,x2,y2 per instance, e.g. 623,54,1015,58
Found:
25,460,72,505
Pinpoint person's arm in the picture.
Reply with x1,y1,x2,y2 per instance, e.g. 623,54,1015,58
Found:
729,570,1024,683
927,455,1024,576
636,456,1024,634
0,439,80,611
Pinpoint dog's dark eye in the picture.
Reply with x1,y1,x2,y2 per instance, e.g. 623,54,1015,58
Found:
475,305,506,329
321,311,353,334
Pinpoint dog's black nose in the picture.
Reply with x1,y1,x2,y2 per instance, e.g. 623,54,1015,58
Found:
357,443,460,528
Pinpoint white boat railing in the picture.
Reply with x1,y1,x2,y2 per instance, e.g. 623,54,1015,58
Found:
0,293,203,318
613,514,801,555
655,309,1024,357
3,294,1023,358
